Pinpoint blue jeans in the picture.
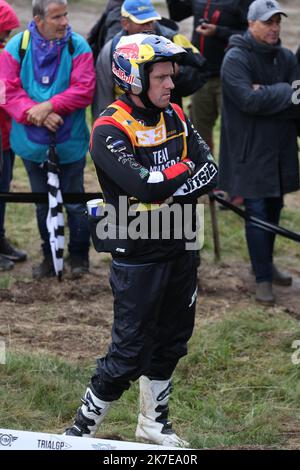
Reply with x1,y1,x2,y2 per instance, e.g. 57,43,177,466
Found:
23,158,90,257
244,197,283,283
0,149,14,240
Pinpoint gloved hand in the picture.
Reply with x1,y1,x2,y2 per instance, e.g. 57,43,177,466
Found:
174,161,218,197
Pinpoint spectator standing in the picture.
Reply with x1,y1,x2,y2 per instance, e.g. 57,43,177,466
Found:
0,0,27,272
0,0,95,279
219,0,299,305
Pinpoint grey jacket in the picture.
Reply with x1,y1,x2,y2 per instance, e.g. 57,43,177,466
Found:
92,38,114,120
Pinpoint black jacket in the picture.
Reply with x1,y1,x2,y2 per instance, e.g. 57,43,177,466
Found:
219,32,300,198
90,95,218,262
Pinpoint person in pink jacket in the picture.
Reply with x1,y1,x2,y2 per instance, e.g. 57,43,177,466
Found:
0,0,96,278
0,0,27,271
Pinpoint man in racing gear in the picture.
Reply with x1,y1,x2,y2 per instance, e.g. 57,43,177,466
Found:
65,33,218,447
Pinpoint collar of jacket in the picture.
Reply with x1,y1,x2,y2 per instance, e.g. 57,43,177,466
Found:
123,94,163,121
246,31,281,55
228,31,281,57
27,20,72,85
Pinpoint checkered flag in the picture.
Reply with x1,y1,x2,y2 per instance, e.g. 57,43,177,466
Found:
46,134,64,281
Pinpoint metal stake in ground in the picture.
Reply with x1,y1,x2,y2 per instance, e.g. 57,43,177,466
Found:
208,192,221,261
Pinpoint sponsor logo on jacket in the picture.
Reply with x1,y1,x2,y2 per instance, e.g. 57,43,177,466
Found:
184,162,217,194
136,124,166,145
112,63,134,85
37,438,72,450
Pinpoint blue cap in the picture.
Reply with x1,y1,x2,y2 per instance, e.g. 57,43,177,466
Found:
247,0,287,22
121,0,161,24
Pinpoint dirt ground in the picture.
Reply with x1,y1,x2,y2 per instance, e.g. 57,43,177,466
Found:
1,248,300,361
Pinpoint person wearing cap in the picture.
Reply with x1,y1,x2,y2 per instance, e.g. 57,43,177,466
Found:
92,0,206,119
0,0,28,271
218,0,300,305
65,33,218,446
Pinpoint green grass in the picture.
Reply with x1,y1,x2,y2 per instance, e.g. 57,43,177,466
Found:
177,308,300,448
0,274,13,289
0,351,139,438
0,353,86,431
1,307,300,448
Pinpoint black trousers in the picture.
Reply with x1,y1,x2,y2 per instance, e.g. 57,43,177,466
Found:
92,251,198,401
244,197,283,283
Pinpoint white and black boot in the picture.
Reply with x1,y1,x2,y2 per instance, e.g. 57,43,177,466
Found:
135,375,189,448
65,385,113,437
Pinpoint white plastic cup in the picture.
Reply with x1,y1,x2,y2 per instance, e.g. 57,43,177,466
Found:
86,198,104,216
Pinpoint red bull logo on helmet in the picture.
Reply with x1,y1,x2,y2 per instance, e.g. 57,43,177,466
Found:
112,63,134,85
116,43,140,59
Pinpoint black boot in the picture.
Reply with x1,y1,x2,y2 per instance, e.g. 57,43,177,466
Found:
32,255,55,279
0,237,27,262
272,265,292,286
0,254,14,271
255,282,275,306
70,254,89,279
